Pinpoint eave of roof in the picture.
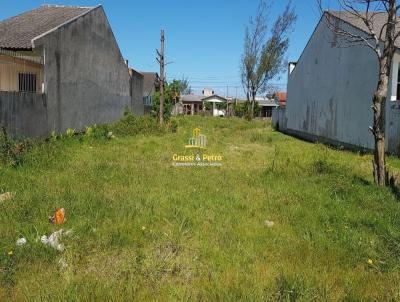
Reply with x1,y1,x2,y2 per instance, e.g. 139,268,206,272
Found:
0,5,100,50
31,5,101,48
202,95,228,102
289,10,400,79
325,10,400,49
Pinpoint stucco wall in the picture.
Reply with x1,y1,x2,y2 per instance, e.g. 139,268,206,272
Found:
33,6,131,133
272,107,287,131
130,70,144,116
286,17,379,151
0,91,47,137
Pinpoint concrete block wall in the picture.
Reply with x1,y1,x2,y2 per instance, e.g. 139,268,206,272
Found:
272,107,287,132
0,91,48,138
130,69,144,116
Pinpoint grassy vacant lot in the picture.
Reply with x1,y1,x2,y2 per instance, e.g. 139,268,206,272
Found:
1,116,400,301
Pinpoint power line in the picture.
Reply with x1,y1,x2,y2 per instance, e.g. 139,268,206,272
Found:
167,74,242,80
189,83,287,88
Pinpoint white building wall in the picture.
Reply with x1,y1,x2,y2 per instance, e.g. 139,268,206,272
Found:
286,16,380,151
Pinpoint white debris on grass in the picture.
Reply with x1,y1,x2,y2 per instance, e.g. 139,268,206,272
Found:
107,131,115,139
16,237,27,246
58,257,68,270
64,229,73,236
265,220,275,228
40,229,72,252
0,192,13,202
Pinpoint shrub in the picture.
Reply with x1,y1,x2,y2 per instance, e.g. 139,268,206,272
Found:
151,93,174,122
110,110,170,137
234,101,261,119
233,103,245,118
92,124,110,139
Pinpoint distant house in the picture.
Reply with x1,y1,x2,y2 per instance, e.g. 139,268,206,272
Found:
275,92,287,107
202,94,228,117
234,97,279,118
176,88,227,117
281,11,400,154
255,97,279,117
178,94,204,115
0,5,143,138
142,72,159,113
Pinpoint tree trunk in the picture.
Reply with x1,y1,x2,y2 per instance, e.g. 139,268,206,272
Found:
251,90,256,118
372,68,388,186
371,0,397,186
159,30,165,125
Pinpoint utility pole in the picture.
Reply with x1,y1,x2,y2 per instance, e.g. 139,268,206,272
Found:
235,86,238,103
157,29,165,124
226,85,229,117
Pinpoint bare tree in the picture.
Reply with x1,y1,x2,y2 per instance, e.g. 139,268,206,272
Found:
240,0,296,117
157,30,165,124
179,76,192,95
318,0,399,186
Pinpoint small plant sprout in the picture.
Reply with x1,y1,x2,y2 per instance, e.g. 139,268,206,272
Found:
66,128,75,137
85,126,94,137
50,131,58,141
107,131,116,139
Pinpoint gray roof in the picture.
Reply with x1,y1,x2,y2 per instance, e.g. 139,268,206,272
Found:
327,11,400,48
141,72,159,97
235,98,279,106
258,99,279,107
0,5,96,50
180,94,203,103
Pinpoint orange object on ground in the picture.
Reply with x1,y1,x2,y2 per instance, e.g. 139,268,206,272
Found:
51,208,65,225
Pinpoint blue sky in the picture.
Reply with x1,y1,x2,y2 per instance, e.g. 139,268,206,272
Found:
0,1,326,97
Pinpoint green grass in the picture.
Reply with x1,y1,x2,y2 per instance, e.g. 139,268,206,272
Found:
1,116,400,301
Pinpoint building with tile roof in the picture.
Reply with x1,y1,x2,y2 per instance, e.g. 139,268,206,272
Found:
0,5,144,137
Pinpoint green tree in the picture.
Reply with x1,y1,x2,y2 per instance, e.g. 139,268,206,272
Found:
151,79,186,121
240,0,296,117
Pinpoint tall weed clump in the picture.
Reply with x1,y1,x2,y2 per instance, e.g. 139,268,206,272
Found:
110,108,177,136
0,127,30,167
